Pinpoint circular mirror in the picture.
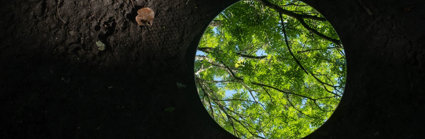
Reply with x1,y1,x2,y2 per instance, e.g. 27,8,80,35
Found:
194,0,346,138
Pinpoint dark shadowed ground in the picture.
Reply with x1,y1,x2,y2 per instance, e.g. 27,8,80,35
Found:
1,0,425,138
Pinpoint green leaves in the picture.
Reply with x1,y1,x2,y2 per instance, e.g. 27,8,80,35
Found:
195,0,346,138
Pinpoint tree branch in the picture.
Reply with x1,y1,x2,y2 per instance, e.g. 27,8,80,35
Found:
251,82,316,100
209,20,222,27
255,0,342,45
297,18,342,46
236,52,267,59
219,60,243,81
261,86,274,104
198,47,268,59
309,99,330,112
279,13,341,97
279,13,309,74
215,60,334,100
255,0,326,21
216,102,265,139
285,94,320,119
196,79,216,119
296,47,338,54
194,63,212,76
198,76,266,138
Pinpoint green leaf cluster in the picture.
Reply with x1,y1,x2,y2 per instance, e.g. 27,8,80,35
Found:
195,0,346,138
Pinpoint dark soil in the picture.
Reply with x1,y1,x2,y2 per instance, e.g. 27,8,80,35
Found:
0,0,235,138
1,0,425,138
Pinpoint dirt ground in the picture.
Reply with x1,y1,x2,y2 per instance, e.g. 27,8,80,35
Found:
0,0,235,138
1,0,425,138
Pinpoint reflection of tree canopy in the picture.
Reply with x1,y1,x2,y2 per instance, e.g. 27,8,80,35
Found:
194,0,346,138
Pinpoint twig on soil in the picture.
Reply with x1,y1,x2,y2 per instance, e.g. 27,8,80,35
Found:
357,0,373,16
56,0,66,24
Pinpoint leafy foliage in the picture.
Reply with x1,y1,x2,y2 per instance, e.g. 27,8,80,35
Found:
194,0,346,138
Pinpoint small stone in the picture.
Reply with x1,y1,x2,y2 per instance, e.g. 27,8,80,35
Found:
96,40,106,51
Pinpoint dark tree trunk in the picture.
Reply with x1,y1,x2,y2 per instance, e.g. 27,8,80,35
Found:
1,0,425,138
